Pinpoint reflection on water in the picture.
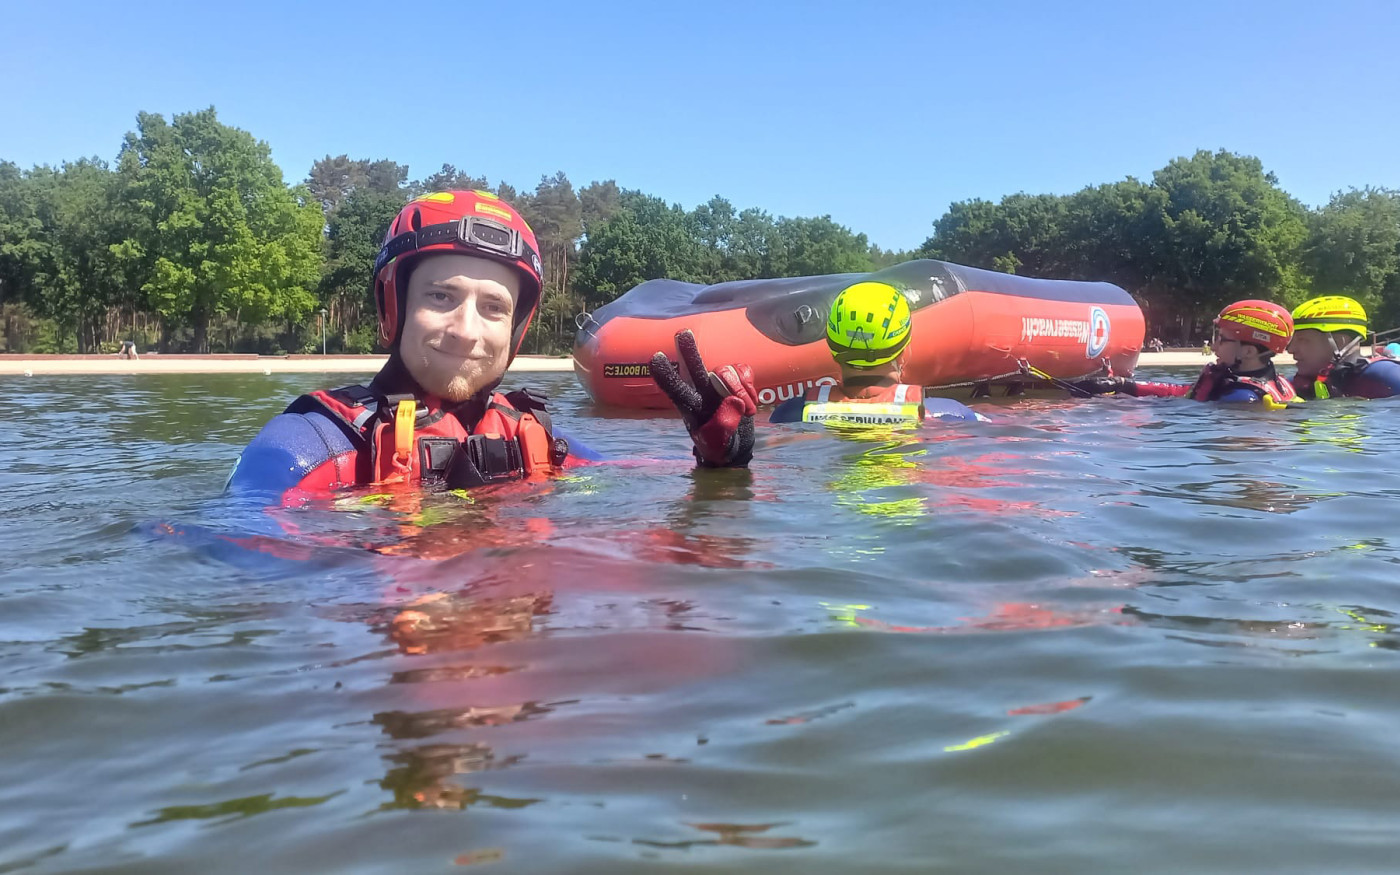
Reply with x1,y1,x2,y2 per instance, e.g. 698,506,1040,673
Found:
132,791,345,827
1143,476,1337,514
635,821,817,851
3,372,1400,873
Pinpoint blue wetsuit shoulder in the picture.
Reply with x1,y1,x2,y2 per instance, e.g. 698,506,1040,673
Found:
1213,385,1265,403
1351,359,1400,398
226,411,356,496
769,397,806,423
924,398,988,422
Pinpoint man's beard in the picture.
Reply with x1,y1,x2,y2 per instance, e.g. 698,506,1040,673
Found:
406,354,503,402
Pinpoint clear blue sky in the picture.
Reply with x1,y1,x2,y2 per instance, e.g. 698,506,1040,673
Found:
3,0,1397,250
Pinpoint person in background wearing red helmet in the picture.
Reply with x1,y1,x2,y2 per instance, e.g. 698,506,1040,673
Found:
227,190,758,503
1073,300,1299,405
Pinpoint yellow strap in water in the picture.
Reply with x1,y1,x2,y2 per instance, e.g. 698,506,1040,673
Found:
1261,394,1301,411
944,730,1010,752
394,398,416,466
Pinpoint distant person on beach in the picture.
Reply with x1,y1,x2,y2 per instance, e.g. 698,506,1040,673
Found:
1073,300,1298,405
768,281,983,425
228,190,758,502
1288,296,1400,400
118,340,139,360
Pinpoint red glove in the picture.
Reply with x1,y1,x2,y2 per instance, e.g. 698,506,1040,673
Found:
649,329,758,467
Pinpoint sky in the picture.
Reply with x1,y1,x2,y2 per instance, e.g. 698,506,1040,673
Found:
2,0,1398,251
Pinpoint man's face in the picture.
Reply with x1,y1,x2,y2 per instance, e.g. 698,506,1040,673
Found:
1212,334,1243,366
399,254,520,402
1213,334,1271,371
1287,329,1337,377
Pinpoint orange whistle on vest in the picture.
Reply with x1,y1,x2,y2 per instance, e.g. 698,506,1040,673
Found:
393,399,416,471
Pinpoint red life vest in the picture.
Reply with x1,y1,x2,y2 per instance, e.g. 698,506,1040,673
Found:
1189,364,1297,404
289,384,568,490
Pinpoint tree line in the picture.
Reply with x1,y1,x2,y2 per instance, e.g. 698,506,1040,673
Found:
918,150,1400,342
2,107,1397,354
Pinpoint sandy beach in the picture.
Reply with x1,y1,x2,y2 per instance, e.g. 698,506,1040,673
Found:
0,350,1294,376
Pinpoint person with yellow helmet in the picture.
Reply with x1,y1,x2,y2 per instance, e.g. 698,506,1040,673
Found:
1288,295,1400,399
769,281,985,424
1074,299,1299,405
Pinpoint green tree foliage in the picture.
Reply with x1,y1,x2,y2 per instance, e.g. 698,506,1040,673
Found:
578,180,622,236
8,117,1400,355
523,172,583,295
727,207,784,278
574,194,875,310
116,108,324,352
516,172,584,351
1058,179,1165,292
1151,149,1309,311
690,195,738,281
24,159,130,351
920,194,1069,277
574,192,703,308
409,164,490,197
307,155,407,215
870,244,916,270
772,215,873,277
320,188,406,351
0,161,44,308
920,149,1318,340
1304,188,1400,327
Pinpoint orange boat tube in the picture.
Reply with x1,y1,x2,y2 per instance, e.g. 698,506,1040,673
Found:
574,259,1144,409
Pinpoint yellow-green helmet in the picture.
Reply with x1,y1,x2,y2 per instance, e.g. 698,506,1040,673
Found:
1292,295,1369,337
826,282,912,368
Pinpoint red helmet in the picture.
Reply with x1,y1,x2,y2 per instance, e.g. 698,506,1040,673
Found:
1214,299,1293,355
374,190,543,359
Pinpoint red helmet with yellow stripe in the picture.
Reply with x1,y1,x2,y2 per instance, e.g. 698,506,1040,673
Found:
1214,299,1293,355
374,190,543,359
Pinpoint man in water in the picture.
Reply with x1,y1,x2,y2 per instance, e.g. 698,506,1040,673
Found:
768,281,983,425
228,190,757,502
1287,295,1400,400
1074,299,1298,405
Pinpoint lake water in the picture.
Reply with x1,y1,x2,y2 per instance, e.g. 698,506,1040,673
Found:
2,369,1399,873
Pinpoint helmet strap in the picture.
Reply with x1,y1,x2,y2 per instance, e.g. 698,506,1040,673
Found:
1331,332,1363,363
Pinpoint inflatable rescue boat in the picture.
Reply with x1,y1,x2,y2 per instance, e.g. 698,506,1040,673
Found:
574,259,1144,409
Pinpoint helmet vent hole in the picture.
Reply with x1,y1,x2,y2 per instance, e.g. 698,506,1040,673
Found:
410,209,422,231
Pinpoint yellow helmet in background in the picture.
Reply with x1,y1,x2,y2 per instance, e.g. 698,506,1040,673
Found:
1291,296,1369,337
826,282,912,368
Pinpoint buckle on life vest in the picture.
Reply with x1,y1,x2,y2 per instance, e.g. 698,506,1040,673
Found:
418,437,461,482
443,434,525,487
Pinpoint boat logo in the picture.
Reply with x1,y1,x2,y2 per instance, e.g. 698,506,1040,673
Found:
1086,307,1110,358
757,376,838,406
603,362,653,378
1021,315,1091,344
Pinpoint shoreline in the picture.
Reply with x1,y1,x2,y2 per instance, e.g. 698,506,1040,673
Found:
0,351,1298,376
0,348,1299,375
0,354,575,376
